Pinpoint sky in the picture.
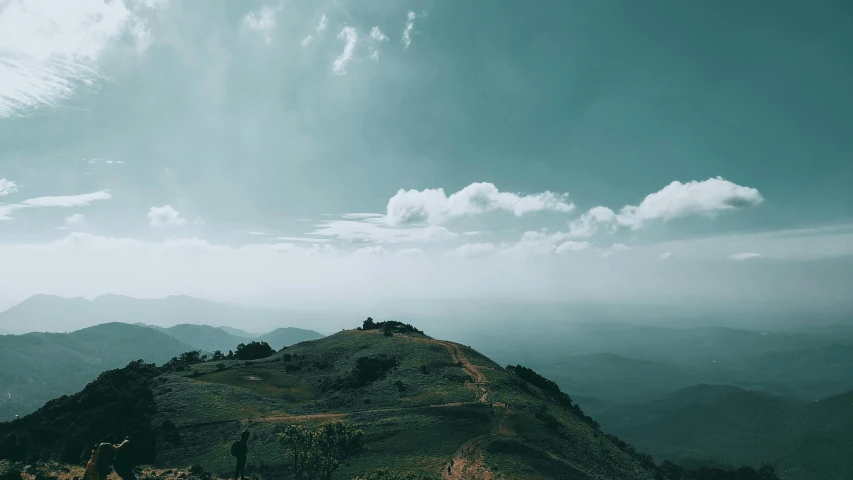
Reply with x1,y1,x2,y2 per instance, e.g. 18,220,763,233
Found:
1,0,852,313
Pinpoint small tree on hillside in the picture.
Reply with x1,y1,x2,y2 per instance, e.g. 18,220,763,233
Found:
278,422,364,480
234,341,275,360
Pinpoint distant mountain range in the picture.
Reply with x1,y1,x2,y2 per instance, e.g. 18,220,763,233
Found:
135,323,324,352
0,294,336,335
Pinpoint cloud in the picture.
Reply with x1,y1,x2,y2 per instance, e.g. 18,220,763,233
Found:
0,0,155,117
446,243,497,259
370,26,387,41
729,252,762,261
502,230,581,257
0,179,18,196
555,241,591,253
301,13,327,46
246,231,269,236
332,27,358,75
463,231,485,236
353,245,388,256
310,220,457,244
611,243,629,251
2,226,852,313
385,182,573,226
402,11,416,49
567,206,617,238
276,236,331,243
148,205,186,227
0,204,26,221
568,177,763,235
244,4,282,43
395,248,425,258
66,213,85,224
616,177,764,229
658,252,674,260
22,190,112,207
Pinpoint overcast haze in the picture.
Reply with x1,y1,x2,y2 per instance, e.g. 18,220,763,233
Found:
1,0,852,316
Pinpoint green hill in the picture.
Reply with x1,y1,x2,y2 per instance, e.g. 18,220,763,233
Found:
137,324,254,354
0,323,784,480
598,384,853,480
0,323,192,421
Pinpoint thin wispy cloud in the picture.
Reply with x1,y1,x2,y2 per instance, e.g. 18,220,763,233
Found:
301,13,328,46
244,4,282,43
402,11,416,49
0,0,153,117
332,27,359,75
22,190,112,207
729,252,762,261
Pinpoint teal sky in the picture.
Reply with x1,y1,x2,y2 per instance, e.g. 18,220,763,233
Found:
1,0,852,311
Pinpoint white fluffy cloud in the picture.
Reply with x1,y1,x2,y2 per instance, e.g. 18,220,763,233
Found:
22,190,112,207
568,177,763,236
310,220,456,244
66,213,85,224
353,245,388,256
0,178,18,196
148,205,186,227
385,182,573,226
370,27,387,42
555,240,591,253
0,0,156,117
446,243,497,259
729,252,761,261
244,4,282,43
332,27,358,75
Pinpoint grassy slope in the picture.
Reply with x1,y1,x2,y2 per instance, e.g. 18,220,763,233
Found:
0,323,192,421
150,330,657,480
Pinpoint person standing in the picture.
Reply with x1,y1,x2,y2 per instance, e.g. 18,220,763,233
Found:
95,436,117,480
230,431,250,480
113,436,137,480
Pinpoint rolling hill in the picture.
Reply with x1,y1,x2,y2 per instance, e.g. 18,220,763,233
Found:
258,327,325,350
0,323,192,421
0,322,784,480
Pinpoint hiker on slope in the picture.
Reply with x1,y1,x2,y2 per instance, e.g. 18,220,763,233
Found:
230,431,250,480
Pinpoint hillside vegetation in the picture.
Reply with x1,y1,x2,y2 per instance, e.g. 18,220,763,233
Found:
0,320,782,480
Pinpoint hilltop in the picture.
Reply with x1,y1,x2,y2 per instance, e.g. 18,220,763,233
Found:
0,320,782,480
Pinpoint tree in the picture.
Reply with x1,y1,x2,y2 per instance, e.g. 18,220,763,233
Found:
278,422,364,480
279,425,314,480
211,350,225,361
352,469,438,480
234,341,275,360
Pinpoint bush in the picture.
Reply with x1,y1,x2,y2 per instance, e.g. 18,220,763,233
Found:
351,355,398,388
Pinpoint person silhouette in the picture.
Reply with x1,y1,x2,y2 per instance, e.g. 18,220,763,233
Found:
230,431,250,480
